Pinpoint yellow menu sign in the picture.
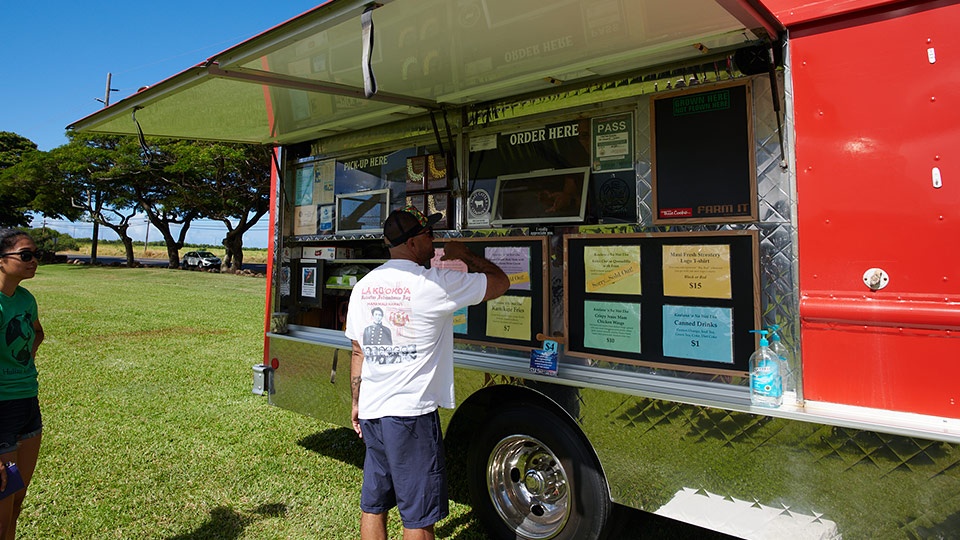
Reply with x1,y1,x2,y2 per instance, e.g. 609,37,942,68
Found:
662,244,732,299
584,245,642,295
486,296,532,341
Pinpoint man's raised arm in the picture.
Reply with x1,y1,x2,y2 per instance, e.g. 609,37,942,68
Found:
440,240,510,301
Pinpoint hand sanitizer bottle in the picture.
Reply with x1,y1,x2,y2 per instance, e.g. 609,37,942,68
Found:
749,330,782,408
767,325,797,405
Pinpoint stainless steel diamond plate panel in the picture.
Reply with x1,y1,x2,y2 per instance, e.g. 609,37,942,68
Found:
636,99,654,226
587,391,960,537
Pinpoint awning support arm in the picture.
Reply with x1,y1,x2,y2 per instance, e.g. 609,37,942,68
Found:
442,110,459,185
205,65,437,110
132,107,152,162
429,111,444,156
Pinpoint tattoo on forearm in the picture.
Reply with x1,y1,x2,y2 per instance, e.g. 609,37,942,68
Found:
351,375,361,402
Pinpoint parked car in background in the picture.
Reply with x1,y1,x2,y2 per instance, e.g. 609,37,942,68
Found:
180,251,221,271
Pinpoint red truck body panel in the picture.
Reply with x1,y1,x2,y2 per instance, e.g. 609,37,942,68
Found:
789,0,960,416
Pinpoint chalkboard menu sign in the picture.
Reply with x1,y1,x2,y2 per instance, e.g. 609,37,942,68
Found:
651,80,757,224
564,231,759,375
432,236,548,351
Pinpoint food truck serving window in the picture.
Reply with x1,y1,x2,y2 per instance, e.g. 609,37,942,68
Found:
288,145,442,238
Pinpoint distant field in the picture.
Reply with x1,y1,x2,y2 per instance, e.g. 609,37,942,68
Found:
62,240,270,264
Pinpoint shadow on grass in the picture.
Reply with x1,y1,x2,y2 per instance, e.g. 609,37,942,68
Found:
296,426,476,506
296,428,491,539
166,503,287,540
297,427,365,468
297,427,475,502
436,510,490,540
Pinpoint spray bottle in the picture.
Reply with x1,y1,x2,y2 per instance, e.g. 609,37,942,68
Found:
767,325,796,405
749,330,782,408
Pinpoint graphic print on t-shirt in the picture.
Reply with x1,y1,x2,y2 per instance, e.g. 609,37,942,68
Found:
358,283,418,365
4,311,34,366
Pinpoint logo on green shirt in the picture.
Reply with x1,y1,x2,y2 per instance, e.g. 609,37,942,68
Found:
5,311,34,366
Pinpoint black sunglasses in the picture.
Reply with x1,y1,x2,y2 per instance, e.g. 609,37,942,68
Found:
0,250,40,262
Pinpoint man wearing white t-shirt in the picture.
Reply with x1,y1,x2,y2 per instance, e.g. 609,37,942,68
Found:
345,205,509,540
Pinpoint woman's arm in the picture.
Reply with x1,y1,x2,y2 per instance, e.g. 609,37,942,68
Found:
32,318,43,358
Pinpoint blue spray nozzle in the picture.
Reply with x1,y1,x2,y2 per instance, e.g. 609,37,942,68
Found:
767,324,782,341
750,329,769,346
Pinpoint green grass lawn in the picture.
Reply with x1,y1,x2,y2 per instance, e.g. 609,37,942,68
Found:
17,265,486,539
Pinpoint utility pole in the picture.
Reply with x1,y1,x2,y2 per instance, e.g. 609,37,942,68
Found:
143,217,150,254
91,73,116,262
95,73,118,107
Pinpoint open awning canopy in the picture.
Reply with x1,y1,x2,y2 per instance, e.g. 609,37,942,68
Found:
69,0,780,145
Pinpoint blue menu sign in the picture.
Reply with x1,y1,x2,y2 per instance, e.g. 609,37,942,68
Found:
662,305,733,363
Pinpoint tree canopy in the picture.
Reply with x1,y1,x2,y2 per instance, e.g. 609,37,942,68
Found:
0,130,272,269
0,131,40,226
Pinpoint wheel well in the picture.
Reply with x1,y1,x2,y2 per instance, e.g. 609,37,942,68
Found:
448,385,564,440
445,383,608,495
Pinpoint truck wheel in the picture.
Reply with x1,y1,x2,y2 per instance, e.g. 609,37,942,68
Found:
467,404,610,540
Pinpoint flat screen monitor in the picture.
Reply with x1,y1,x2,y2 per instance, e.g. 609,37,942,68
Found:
336,189,390,234
491,167,590,226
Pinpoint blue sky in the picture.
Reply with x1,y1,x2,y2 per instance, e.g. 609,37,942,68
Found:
2,1,322,248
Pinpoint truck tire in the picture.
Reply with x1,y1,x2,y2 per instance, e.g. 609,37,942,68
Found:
467,403,610,540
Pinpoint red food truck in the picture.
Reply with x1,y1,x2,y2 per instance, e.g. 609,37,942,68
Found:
71,0,960,537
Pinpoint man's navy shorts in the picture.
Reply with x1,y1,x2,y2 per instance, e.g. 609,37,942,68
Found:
359,410,448,529
0,396,43,455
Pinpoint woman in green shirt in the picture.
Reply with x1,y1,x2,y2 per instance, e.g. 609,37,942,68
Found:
0,229,44,540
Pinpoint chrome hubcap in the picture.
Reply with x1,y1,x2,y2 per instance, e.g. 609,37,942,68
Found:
486,435,569,539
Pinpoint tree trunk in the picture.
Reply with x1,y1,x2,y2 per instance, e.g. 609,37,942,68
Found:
165,241,180,269
94,220,135,267
122,236,136,267
223,233,245,272
90,221,100,265
152,222,182,269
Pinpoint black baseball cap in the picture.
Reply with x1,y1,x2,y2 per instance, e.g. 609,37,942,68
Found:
383,205,442,247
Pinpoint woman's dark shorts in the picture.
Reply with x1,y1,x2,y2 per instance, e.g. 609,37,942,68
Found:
0,396,42,455
359,409,448,529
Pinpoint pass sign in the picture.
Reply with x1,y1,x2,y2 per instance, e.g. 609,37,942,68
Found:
591,112,634,173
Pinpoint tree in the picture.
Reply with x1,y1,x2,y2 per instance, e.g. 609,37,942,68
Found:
52,133,140,265
0,131,39,226
29,227,80,253
111,137,205,268
170,142,273,272
1,134,86,229
7,131,272,270
0,131,37,169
